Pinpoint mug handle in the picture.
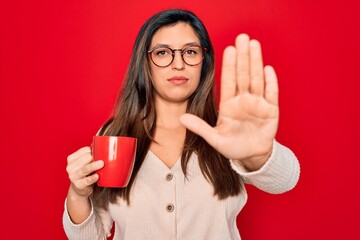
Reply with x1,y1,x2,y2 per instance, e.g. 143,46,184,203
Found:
91,136,95,158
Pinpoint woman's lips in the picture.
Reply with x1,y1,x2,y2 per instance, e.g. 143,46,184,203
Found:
167,76,189,84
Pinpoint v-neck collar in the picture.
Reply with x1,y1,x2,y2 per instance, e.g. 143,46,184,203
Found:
147,150,182,171
136,150,198,184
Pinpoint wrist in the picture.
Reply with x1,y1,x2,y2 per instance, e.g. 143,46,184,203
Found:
238,149,272,172
67,185,90,203
66,186,92,224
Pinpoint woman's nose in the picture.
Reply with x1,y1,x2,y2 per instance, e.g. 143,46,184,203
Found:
171,51,185,70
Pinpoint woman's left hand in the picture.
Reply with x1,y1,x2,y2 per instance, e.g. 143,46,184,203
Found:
180,34,279,171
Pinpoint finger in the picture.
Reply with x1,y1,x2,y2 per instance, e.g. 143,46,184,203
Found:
180,114,218,148
74,173,99,190
264,65,279,106
249,39,265,95
235,34,250,93
77,160,104,178
220,46,236,105
67,152,94,175
67,147,91,164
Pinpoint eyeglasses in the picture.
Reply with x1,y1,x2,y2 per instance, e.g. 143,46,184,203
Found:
147,45,207,67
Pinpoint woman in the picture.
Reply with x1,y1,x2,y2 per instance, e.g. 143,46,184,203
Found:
63,9,300,240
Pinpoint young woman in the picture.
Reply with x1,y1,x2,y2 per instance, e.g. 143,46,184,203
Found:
63,9,300,240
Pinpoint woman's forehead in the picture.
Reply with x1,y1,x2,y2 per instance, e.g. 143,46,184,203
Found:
150,22,200,48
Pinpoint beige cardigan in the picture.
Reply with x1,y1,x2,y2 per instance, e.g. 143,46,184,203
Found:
63,141,300,240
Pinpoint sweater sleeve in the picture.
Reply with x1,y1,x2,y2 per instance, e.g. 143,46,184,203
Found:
230,140,300,194
62,198,113,240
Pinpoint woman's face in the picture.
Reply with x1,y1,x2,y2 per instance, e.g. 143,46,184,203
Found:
149,22,202,104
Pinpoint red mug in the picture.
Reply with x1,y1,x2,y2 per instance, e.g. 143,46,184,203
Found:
92,136,137,188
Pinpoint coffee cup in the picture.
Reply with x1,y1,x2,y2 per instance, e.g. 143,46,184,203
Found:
92,136,137,188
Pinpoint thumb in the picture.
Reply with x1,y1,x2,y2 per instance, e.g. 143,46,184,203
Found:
180,113,217,146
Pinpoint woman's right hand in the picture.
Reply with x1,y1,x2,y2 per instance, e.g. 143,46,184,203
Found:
66,146,104,199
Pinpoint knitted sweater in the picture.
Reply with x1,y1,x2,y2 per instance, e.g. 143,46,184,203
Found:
63,140,300,240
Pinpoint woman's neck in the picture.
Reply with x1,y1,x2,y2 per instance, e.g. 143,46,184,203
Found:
154,97,188,129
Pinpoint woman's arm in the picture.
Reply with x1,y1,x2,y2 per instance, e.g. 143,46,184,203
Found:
63,196,113,240
230,141,300,194
63,147,112,239
180,34,300,191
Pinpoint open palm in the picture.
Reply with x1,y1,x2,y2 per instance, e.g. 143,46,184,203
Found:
180,34,279,170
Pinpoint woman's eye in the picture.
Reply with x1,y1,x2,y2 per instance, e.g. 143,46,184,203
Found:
155,49,170,56
185,49,197,55
183,47,200,55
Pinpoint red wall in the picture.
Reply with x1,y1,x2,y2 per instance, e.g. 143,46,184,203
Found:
1,0,359,239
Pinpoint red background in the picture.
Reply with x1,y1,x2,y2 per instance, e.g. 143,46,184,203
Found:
1,0,359,239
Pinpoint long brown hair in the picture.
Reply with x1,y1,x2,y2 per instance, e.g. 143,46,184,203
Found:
92,9,242,210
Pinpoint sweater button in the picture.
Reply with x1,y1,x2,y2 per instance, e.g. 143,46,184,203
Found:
166,173,173,181
166,204,174,212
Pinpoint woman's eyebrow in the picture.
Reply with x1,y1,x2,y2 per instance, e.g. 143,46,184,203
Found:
183,42,201,47
151,43,171,48
151,42,201,49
